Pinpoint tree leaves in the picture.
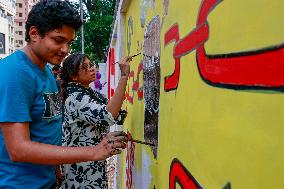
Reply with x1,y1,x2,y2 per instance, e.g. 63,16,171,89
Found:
70,0,116,63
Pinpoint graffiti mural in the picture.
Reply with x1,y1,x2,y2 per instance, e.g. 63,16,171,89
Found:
107,0,284,188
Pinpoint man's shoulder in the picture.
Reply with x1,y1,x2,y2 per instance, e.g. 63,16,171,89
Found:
0,51,35,82
0,51,28,70
0,50,21,62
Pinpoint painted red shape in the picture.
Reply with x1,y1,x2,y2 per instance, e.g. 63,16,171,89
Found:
137,89,143,99
125,61,144,103
129,70,135,77
196,0,284,88
125,71,135,104
174,23,209,58
138,61,143,74
132,81,139,90
125,84,134,104
108,48,115,100
111,89,115,97
164,0,284,91
136,61,144,100
164,24,181,91
169,158,203,189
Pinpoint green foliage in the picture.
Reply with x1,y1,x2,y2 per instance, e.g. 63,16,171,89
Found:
70,0,116,63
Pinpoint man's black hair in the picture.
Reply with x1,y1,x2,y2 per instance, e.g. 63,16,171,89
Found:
25,0,82,42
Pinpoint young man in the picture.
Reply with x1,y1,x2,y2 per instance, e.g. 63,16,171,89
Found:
0,0,127,188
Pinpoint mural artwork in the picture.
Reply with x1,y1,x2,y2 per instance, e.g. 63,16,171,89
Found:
107,0,284,188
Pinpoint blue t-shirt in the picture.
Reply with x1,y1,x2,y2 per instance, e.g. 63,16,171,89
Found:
0,51,62,188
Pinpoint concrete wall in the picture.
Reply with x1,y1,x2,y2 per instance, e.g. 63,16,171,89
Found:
107,0,284,188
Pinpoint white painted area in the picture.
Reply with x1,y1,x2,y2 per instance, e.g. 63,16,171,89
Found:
132,148,152,189
98,62,108,96
122,147,152,189
141,148,152,189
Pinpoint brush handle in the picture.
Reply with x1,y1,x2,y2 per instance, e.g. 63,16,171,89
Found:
113,53,142,64
129,139,155,146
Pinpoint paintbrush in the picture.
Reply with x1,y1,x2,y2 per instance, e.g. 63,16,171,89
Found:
128,139,155,146
113,52,142,64
130,52,141,58
114,131,155,146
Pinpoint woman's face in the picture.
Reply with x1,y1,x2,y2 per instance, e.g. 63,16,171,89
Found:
76,58,98,87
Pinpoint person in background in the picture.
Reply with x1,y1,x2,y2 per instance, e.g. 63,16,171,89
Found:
52,65,61,79
52,64,62,92
0,1,127,188
60,53,130,189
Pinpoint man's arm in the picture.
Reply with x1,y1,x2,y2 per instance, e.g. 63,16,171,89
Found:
0,122,127,165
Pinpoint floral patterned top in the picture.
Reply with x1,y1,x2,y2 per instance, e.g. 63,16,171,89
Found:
60,82,126,189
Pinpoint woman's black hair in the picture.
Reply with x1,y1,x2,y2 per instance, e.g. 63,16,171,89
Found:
25,0,82,42
52,65,61,72
60,53,90,101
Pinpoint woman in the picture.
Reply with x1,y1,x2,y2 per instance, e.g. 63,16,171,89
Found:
60,53,131,188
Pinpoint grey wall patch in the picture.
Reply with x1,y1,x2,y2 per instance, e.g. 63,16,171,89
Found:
143,15,160,158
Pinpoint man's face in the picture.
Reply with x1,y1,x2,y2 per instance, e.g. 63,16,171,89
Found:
33,25,75,65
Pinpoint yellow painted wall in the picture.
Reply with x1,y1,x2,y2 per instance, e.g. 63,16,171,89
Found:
114,0,284,188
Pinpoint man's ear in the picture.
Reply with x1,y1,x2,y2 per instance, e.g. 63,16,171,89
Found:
28,26,40,42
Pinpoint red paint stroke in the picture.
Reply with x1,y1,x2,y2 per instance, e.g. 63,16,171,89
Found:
164,24,181,91
169,158,203,189
111,89,115,97
132,81,139,90
196,0,284,88
125,70,135,104
137,88,143,99
138,61,143,74
126,131,136,189
164,0,284,91
174,23,208,58
108,48,115,100
129,70,135,77
135,61,144,100
125,83,134,104
125,61,144,103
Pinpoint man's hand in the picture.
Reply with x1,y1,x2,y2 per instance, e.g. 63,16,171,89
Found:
96,131,128,160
